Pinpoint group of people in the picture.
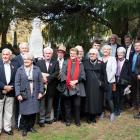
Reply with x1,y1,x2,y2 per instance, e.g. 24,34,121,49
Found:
0,34,140,137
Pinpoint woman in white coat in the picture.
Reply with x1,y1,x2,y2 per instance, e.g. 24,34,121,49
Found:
102,45,117,121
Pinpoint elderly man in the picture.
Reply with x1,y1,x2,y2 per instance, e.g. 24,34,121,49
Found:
109,34,121,57
0,48,17,135
36,47,59,126
124,35,135,61
12,42,29,68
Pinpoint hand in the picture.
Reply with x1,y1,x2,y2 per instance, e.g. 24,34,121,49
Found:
4,85,13,92
17,95,23,101
37,93,43,99
138,75,140,80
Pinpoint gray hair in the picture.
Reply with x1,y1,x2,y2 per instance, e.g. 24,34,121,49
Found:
2,48,12,55
19,42,29,49
75,45,84,52
43,47,53,54
89,48,99,55
23,53,34,60
117,47,126,54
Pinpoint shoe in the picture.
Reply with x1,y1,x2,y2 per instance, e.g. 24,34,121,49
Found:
39,123,45,127
66,122,71,126
115,111,120,116
45,120,53,124
91,119,96,123
99,112,104,120
75,122,81,127
22,130,27,137
29,128,38,133
110,113,116,122
4,130,13,135
134,113,140,119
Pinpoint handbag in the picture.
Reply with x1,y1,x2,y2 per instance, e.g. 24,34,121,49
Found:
112,83,116,92
56,82,66,93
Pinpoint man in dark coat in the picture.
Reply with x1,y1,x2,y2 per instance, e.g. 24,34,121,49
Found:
0,48,17,135
132,40,140,119
36,47,59,126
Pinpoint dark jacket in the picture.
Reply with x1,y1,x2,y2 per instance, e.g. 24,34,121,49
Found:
0,60,17,99
116,59,131,85
36,59,59,97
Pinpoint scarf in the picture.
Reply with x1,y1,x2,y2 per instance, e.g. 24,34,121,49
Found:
66,58,80,89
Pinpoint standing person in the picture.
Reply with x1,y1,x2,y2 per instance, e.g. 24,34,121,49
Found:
53,44,67,121
131,41,140,119
124,35,135,61
12,42,29,68
83,48,106,123
12,42,29,129
109,34,121,57
15,53,44,136
0,48,17,135
36,47,59,125
75,45,84,62
61,48,86,126
115,47,131,116
102,45,117,121
86,40,102,60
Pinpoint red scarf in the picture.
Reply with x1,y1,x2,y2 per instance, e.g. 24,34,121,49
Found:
66,58,80,89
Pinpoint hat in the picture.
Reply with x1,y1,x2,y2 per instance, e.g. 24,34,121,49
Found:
57,44,66,52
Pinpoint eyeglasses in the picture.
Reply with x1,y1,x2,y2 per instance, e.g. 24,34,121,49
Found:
89,53,96,55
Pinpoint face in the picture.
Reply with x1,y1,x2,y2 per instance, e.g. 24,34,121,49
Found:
117,52,125,59
57,50,65,59
20,45,29,55
70,51,77,60
110,36,117,45
124,37,131,46
2,51,11,63
89,52,97,61
92,43,101,50
103,48,110,56
77,51,84,61
134,42,140,52
24,58,33,67
44,50,53,60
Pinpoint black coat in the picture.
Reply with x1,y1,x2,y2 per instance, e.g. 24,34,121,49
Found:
12,54,23,68
0,60,17,99
83,59,106,114
116,59,131,86
36,59,59,97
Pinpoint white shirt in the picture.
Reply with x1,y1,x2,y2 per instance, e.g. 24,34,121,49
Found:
126,44,132,60
110,44,117,57
45,61,50,71
4,63,11,84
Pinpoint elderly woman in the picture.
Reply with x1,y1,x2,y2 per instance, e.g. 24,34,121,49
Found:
75,45,84,62
15,53,44,136
101,45,117,121
83,48,106,123
115,47,131,116
61,48,86,126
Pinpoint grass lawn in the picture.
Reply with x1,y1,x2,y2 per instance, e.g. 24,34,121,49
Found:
1,109,140,140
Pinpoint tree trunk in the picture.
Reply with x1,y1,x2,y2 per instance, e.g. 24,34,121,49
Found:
1,30,7,47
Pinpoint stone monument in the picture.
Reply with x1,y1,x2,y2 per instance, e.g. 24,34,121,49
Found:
29,18,43,58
